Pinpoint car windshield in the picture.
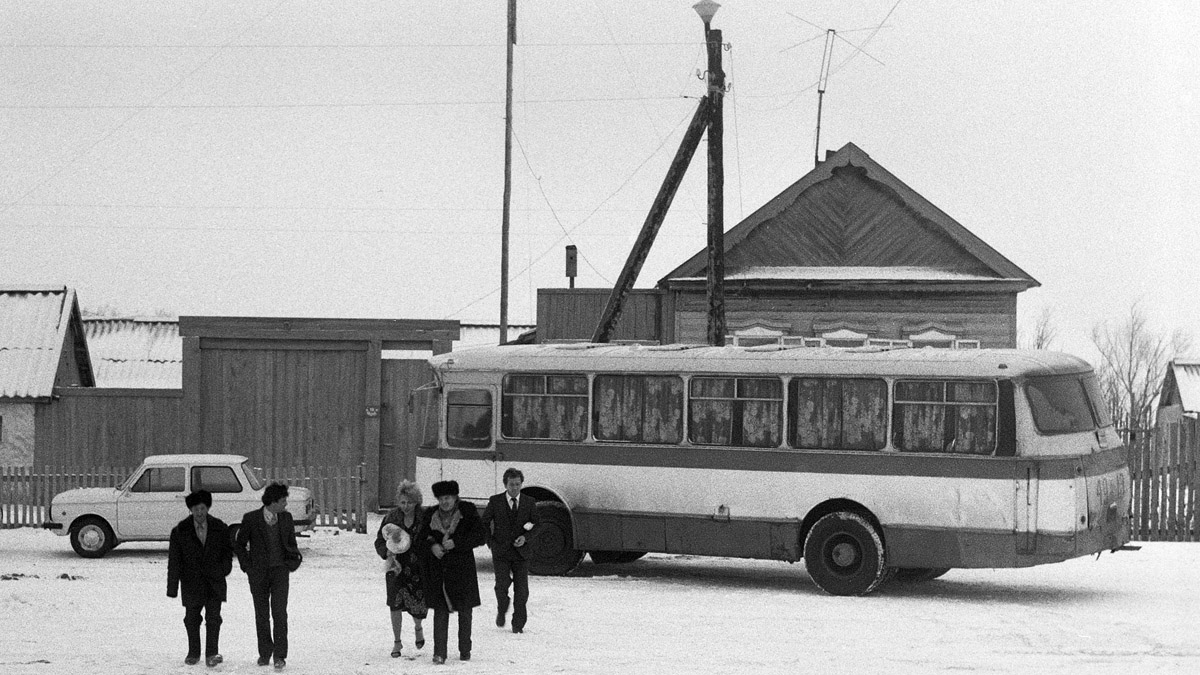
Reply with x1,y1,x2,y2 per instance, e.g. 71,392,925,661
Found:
241,462,267,491
1025,374,1107,434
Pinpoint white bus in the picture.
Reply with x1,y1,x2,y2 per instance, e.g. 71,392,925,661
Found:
413,343,1130,595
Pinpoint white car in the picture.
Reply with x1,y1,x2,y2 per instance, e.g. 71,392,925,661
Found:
42,454,314,558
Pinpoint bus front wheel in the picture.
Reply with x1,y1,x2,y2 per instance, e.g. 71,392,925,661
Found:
803,511,888,596
529,501,584,576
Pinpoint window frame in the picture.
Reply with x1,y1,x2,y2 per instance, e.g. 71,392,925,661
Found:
688,375,784,448
445,387,494,449
501,372,590,441
892,379,999,455
191,465,244,494
592,373,685,444
787,376,889,451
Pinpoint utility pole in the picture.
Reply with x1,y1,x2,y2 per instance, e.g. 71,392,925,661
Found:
697,0,726,346
500,0,516,344
814,29,835,168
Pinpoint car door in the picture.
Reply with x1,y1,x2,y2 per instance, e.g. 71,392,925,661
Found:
117,466,188,538
191,464,252,523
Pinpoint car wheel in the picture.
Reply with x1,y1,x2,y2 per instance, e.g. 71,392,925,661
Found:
70,516,116,558
802,511,888,596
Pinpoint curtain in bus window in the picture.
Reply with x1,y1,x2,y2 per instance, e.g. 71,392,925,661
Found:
739,378,782,447
840,379,887,450
894,380,996,454
946,381,997,454
793,378,842,448
689,378,734,446
594,375,682,443
503,375,587,440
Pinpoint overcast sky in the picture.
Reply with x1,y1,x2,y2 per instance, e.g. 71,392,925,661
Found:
2,1,1196,358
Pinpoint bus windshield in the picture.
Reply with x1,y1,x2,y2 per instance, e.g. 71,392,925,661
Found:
1024,374,1107,434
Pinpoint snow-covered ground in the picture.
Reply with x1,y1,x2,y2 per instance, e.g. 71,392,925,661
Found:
2,517,1197,675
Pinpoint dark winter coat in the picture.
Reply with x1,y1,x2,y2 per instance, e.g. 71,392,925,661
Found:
480,491,540,562
167,514,233,607
234,509,302,573
419,500,486,612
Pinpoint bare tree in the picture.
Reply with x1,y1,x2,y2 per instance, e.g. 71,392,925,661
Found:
1021,306,1059,350
1091,302,1193,433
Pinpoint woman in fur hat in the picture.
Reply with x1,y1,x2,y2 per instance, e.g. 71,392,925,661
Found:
420,480,486,664
373,480,428,658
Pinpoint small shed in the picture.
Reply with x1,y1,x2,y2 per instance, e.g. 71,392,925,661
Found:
0,287,94,466
1158,359,1200,433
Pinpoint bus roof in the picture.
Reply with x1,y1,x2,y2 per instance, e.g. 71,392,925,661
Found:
430,344,1093,379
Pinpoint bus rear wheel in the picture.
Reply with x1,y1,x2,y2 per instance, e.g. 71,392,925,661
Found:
803,511,888,596
529,501,584,576
892,567,951,583
588,550,647,564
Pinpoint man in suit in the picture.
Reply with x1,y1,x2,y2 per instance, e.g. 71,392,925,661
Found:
235,483,302,670
167,489,233,667
481,468,540,634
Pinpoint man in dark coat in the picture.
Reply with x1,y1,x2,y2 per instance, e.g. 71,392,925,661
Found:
420,480,486,664
481,467,540,633
235,483,302,670
167,489,233,667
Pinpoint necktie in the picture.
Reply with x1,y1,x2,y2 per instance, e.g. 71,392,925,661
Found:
510,497,518,513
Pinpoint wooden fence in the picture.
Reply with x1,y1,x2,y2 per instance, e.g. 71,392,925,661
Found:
1129,420,1199,542
0,465,367,532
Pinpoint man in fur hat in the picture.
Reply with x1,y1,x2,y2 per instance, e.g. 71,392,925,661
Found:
420,480,486,664
167,489,233,667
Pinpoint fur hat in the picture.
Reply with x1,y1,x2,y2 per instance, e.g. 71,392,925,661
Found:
381,523,411,554
431,480,459,499
185,489,212,509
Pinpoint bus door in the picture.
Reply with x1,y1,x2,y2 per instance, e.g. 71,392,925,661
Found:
1014,460,1039,554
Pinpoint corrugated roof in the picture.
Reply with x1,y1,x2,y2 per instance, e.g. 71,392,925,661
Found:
0,288,73,399
1169,360,1200,412
84,318,182,388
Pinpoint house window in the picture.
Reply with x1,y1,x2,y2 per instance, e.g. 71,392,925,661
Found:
727,326,787,347
689,377,783,447
907,328,956,348
502,374,588,441
820,328,870,348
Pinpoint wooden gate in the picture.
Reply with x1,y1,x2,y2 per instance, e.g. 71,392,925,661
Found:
379,359,435,508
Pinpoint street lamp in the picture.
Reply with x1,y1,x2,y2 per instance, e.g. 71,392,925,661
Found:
693,0,719,28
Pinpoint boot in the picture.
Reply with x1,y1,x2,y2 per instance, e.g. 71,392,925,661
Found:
390,610,404,658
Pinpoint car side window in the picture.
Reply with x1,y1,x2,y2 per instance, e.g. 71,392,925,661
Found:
192,466,243,493
129,467,186,493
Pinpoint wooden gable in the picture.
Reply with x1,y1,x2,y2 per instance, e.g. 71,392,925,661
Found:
661,142,1038,289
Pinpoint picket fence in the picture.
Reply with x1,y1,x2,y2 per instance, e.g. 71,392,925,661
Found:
1128,421,1199,542
0,465,366,532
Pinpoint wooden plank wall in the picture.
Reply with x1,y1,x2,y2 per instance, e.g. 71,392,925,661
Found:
196,343,366,469
536,289,665,343
379,359,435,507
1131,418,1198,542
674,291,1018,347
33,389,183,467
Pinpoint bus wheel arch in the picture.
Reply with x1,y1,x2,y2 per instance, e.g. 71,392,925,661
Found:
800,500,889,596
523,488,584,576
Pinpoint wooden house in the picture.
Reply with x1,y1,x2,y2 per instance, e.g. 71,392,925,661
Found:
0,287,94,466
538,142,1040,347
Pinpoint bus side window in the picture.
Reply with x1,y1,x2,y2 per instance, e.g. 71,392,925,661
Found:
502,374,588,441
447,389,493,449
893,380,997,454
689,377,783,447
593,374,683,444
788,378,887,451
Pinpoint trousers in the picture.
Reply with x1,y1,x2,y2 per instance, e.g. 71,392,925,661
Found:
432,607,473,658
248,566,290,660
183,598,223,657
493,556,530,630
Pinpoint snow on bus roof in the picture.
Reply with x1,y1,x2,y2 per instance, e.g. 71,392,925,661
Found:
432,344,1092,378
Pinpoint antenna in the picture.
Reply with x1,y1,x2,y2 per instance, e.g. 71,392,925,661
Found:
814,29,835,168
